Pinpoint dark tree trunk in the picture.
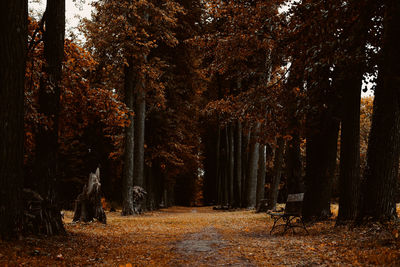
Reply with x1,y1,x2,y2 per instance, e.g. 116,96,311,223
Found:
33,0,65,235
337,68,362,223
216,126,222,205
245,123,260,208
133,82,146,212
358,1,400,222
268,138,285,211
228,124,234,206
286,134,303,194
233,120,242,207
202,122,218,205
221,126,229,206
0,0,27,239
241,122,251,207
256,145,266,208
122,63,135,215
284,59,305,196
303,107,339,221
336,2,372,224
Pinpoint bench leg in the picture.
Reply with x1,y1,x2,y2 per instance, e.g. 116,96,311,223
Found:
300,218,309,234
270,216,282,235
283,216,295,234
283,216,308,235
283,217,290,234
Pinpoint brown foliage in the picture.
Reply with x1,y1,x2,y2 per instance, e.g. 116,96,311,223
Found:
1,206,400,266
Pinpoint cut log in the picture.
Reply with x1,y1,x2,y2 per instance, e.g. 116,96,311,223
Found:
73,168,106,224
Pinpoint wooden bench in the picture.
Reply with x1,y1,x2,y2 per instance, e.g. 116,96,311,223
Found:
268,193,308,235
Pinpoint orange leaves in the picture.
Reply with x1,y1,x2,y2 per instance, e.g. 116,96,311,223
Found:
84,0,184,64
2,207,400,266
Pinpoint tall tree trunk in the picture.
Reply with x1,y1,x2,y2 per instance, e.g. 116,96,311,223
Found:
256,145,266,208
337,69,362,223
216,126,222,205
303,108,339,221
358,1,400,222
122,64,135,215
245,123,260,208
268,137,285,211
221,126,228,206
133,81,146,211
337,1,372,224
0,0,27,239
241,122,251,207
286,134,303,194
233,120,242,207
284,58,304,196
228,124,234,206
202,122,218,205
34,0,65,235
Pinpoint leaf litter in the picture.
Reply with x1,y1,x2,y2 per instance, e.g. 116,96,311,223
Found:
0,206,399,266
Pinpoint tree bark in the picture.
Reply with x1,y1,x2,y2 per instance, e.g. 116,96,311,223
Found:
122,63,135,215
336,1,373,224
216,126,222,205
286,134,303,194
337,67,362,223
303,107,339,221
134,84,146,187
0,0,27,239
202,122,218,205
256,145,266,208
233,120,242,207
33,0,65,235
358,1,400,222
133,81,146,211
228,124,234,206
284,58,304,195
221,126,228,206
245,123,260,208
241,122,251,207
268,137,285,211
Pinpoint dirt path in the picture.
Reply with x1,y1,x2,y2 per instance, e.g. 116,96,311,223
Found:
0,206,399,266
173,226,254,266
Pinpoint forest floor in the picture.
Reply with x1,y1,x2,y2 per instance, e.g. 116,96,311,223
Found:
1,205,400,266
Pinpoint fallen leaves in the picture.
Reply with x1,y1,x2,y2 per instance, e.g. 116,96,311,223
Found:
0,206,399,266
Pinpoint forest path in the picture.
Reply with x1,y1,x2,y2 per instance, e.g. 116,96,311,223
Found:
172,225,255,266
1,206,399,266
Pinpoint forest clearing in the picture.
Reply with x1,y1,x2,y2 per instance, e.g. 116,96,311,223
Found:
1,206,400,266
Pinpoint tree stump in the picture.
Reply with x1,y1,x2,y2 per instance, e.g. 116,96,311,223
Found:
73,168,106,224
132,186,147,214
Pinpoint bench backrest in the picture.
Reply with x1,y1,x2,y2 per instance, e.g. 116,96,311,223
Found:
284,193,304,215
